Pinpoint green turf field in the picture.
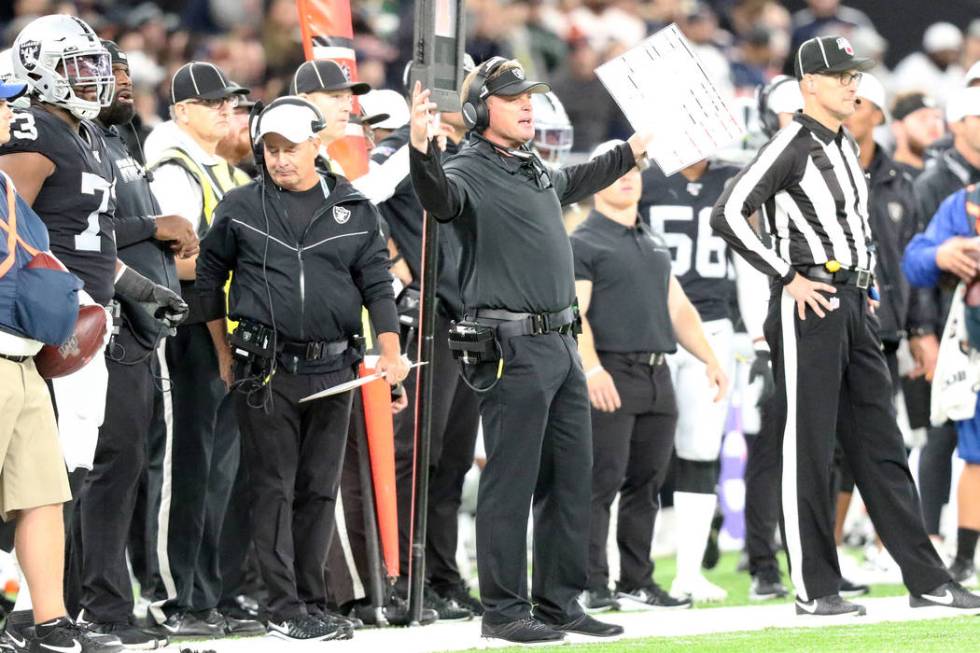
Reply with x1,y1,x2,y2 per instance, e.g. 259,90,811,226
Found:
461,617,979,653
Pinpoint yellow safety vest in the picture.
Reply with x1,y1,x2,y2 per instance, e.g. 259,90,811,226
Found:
151,147,251,331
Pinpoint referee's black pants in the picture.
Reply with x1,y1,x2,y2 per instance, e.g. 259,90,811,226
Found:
394,312,480,592
476,332,591,625
588,354,676,593
151,322,237,621
237,366,354,620
72,324,155,623
765,284,948,601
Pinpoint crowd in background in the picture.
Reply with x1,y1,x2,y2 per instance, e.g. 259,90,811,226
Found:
3,0,980,155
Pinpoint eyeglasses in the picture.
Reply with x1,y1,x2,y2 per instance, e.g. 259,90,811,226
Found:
819,71,863,86
185,95,241,110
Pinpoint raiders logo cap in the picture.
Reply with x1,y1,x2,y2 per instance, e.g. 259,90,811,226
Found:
484,65,550,98
794,36,874,80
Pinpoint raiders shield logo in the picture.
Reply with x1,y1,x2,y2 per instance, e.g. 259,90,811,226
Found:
18,40,41,71
888,201,904,222
514,68,525,80
333,205,351,224
836,37,854,56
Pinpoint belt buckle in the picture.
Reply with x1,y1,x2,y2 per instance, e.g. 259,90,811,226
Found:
306,341,323,360
531,314,547,335
855,269,871,289
648,353,657,366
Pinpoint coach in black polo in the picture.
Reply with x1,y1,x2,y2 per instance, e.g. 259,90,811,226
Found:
409,59,649,643
571,141,726,612
711,35,979,616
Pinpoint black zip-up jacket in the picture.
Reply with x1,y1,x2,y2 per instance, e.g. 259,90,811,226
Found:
195,171,398,344
98,120,179,349
867,144,916,344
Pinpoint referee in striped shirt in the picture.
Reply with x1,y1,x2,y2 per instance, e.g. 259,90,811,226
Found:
711,35,980,616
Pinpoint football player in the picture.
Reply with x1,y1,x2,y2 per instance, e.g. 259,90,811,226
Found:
640,157,768,602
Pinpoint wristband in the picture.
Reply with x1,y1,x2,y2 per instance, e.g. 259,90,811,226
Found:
586,365,603,378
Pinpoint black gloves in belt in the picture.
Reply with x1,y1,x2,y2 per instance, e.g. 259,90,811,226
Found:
115,265,189,333
749,347,775,406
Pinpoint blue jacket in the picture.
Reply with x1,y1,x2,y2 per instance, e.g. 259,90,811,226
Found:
903,188,974,288
0,175,52,338
902,186,980,444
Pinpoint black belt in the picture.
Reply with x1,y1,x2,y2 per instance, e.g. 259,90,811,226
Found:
616,352,667,366
279,338,350,361
471,306,576,337
0,353,31,363
798,266,873,289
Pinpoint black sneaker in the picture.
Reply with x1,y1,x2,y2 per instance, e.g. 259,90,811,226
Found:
702,511,725,570
196,608,265,637
540,614,624,637
794,594,866,616
910,581,980,611
749,571,790,601
481,617,564,643
0,630,27,652
379,596,438,626
156,611,224,639
436,582,484,616
266,614,352,641
81,622,168,650
839,577,870,598
423,586,473,621
28,617,126,652
581,587,620,612
305,605,362,630
616,584,691,609
949,558,978,586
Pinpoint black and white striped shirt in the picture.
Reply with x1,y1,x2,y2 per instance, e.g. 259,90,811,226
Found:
710,113,875,283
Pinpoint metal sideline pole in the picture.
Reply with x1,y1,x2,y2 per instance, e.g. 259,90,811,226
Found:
408,208,438,624
354,402,388,626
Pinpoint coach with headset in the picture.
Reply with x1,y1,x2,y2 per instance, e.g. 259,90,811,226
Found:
195,96,407,642
409,58,650,644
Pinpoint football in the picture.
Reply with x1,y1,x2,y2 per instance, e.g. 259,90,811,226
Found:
34,304,107,379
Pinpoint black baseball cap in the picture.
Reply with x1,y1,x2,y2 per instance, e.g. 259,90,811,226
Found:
485,65,550,98
291,60,370,95
891,92,936,121
100,40,128,68
170,62,249,104
793,36,874,80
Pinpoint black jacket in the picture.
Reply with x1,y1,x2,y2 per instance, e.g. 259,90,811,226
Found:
867,145,915,344
195,171,398,344
98,121,179,349
908,146,980,332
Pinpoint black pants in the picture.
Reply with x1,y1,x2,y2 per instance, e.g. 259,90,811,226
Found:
588,354,676,592
72,325,156,622
237,366,354,620
743,398,782,577
394,313,480,592
476,331,590,624
765,284,948,600
151,322,237,621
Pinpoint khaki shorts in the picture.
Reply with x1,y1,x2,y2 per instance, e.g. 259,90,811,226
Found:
0,357,71,521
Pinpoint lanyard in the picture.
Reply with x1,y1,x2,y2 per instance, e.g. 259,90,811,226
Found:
0,171,40,278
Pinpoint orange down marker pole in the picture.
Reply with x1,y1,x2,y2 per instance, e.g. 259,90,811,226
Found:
296,0,370,179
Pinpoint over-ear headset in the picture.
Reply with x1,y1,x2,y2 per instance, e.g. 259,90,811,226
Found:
461,56,508,132
757,75,797,138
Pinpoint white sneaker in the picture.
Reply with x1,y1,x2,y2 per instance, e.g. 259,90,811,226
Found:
670,574,728,602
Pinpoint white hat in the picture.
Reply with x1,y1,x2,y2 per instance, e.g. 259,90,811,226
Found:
856,73,889,122
923,22,963,53
256,96,323,144
359,89,409,130
966,60,980,86
768,79,803,115
946,87,980,123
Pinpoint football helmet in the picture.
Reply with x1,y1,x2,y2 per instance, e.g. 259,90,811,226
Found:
0,49,30,109
531,91,573,168
12,15,114,120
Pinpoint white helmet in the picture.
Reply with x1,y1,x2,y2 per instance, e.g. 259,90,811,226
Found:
12,15,114,120
531,91,573,168
0,49,30,109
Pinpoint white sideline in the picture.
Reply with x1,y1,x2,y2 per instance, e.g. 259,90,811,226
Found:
159,596,975,652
